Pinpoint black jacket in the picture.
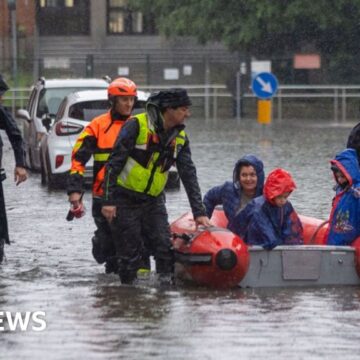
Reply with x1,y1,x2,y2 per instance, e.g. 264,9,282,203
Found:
103,109,206,219
347,121,360,162
0,104,26,167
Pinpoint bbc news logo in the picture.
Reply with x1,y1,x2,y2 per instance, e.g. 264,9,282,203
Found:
0,311,46,331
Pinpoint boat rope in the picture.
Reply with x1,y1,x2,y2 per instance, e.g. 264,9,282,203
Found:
308,220,329,244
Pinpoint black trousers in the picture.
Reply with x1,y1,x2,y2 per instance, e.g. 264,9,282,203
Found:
92,197,116,264
110,194,173,277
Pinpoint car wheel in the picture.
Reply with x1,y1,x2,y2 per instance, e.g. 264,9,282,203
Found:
25,144,32,169
46,151,58,189
29,146,37,171
40,152,47,185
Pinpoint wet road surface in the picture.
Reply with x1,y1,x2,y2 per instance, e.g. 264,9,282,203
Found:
1,117,360,359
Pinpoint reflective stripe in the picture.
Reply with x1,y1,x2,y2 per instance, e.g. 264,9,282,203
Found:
70,170,84,175
77,130,91,140
72,130,91,152
115,113,184,196
94,153,110,161
135,143,147,150
118,157,137,184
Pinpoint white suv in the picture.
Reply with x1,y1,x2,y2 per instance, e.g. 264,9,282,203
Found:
17,77,109,171
39,89,149,188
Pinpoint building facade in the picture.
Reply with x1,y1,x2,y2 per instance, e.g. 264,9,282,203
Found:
0,0,239,88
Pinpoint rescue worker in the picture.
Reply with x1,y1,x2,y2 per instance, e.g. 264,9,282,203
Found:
0,74,27,263
101,88,211,285
67,77,146,274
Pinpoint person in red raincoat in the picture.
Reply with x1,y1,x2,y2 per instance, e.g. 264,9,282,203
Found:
229,168,304,249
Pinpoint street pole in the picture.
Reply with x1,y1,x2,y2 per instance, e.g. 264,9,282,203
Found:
11,8,17,87
236,70,241,122
7,0,17,87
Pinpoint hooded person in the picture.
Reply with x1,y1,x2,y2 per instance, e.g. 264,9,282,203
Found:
229,168,304,250
0,74,27,263
203,154,264,226
347,122,360,164
324,148,360,246
101,88,211,285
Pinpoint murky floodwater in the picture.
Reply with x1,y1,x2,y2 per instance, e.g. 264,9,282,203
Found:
1,117,360,359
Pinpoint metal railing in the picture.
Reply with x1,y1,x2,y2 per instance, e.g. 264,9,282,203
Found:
2,88,32,115
274,85,360,122
3,84,360,121
140,84,360,121
139,84,230,119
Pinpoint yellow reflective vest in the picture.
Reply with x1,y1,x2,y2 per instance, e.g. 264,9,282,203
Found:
116,113,186,196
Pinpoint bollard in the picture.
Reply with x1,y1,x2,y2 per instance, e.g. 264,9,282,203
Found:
257,99,272,124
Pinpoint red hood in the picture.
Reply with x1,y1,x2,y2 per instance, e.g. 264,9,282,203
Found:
264,168,296,202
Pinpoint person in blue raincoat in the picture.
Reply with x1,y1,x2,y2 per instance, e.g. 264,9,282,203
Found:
229,168,303,250
203,154,264,225
324,148,360,246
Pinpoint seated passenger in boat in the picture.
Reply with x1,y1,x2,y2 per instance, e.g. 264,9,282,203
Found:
324,148,360,246
203,154,264,225
229,168,304,250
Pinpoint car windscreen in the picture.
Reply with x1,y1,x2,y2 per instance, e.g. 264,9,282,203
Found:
36,87,107,118
69,100,110,121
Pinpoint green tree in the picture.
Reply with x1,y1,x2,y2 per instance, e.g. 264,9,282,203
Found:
133,0,360,82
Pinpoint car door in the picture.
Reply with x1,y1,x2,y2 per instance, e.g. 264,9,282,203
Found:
23,88,38,168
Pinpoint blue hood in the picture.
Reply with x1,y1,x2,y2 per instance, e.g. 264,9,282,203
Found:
331,148,360,187
233,154,264,196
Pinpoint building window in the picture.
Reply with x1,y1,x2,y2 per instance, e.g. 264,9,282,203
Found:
107,0,156,35
37,0,89,35
39,0,67,7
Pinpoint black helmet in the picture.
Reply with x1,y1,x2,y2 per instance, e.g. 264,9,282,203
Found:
0,75,9,96
148,88,192,109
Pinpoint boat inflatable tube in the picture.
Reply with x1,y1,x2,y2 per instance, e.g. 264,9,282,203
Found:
171,213,249,288
351,237,360,278
210,208,329,245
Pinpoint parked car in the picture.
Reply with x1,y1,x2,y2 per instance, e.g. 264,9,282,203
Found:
17,77,109,171
39,89,180,190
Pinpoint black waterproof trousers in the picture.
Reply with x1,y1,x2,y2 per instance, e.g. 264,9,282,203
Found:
110,193,173,282
92,198,117,267
0,168,9,264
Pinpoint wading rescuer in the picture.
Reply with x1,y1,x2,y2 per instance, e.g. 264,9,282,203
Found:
0,75,27,263
101,88,211,285
67,77,149,274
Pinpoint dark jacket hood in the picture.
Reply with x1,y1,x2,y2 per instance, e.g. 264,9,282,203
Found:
145,101,165,133
233,154,264,196
0,75,9,96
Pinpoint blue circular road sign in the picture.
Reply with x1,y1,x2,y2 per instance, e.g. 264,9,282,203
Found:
252,72,279,99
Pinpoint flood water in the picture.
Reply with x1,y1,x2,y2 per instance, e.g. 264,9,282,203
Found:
1,117,360,359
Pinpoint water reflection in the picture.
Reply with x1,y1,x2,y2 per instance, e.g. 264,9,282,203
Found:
1,118,359,358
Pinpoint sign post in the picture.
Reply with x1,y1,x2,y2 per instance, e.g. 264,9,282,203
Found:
251,72,278,124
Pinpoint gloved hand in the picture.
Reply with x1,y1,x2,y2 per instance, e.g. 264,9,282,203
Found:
66,202,86,221
66,192,85,221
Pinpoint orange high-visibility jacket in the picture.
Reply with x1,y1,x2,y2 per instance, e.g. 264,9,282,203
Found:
68,111,127,197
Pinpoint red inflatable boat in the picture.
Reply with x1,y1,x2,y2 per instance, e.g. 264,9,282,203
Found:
170,208,360,288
